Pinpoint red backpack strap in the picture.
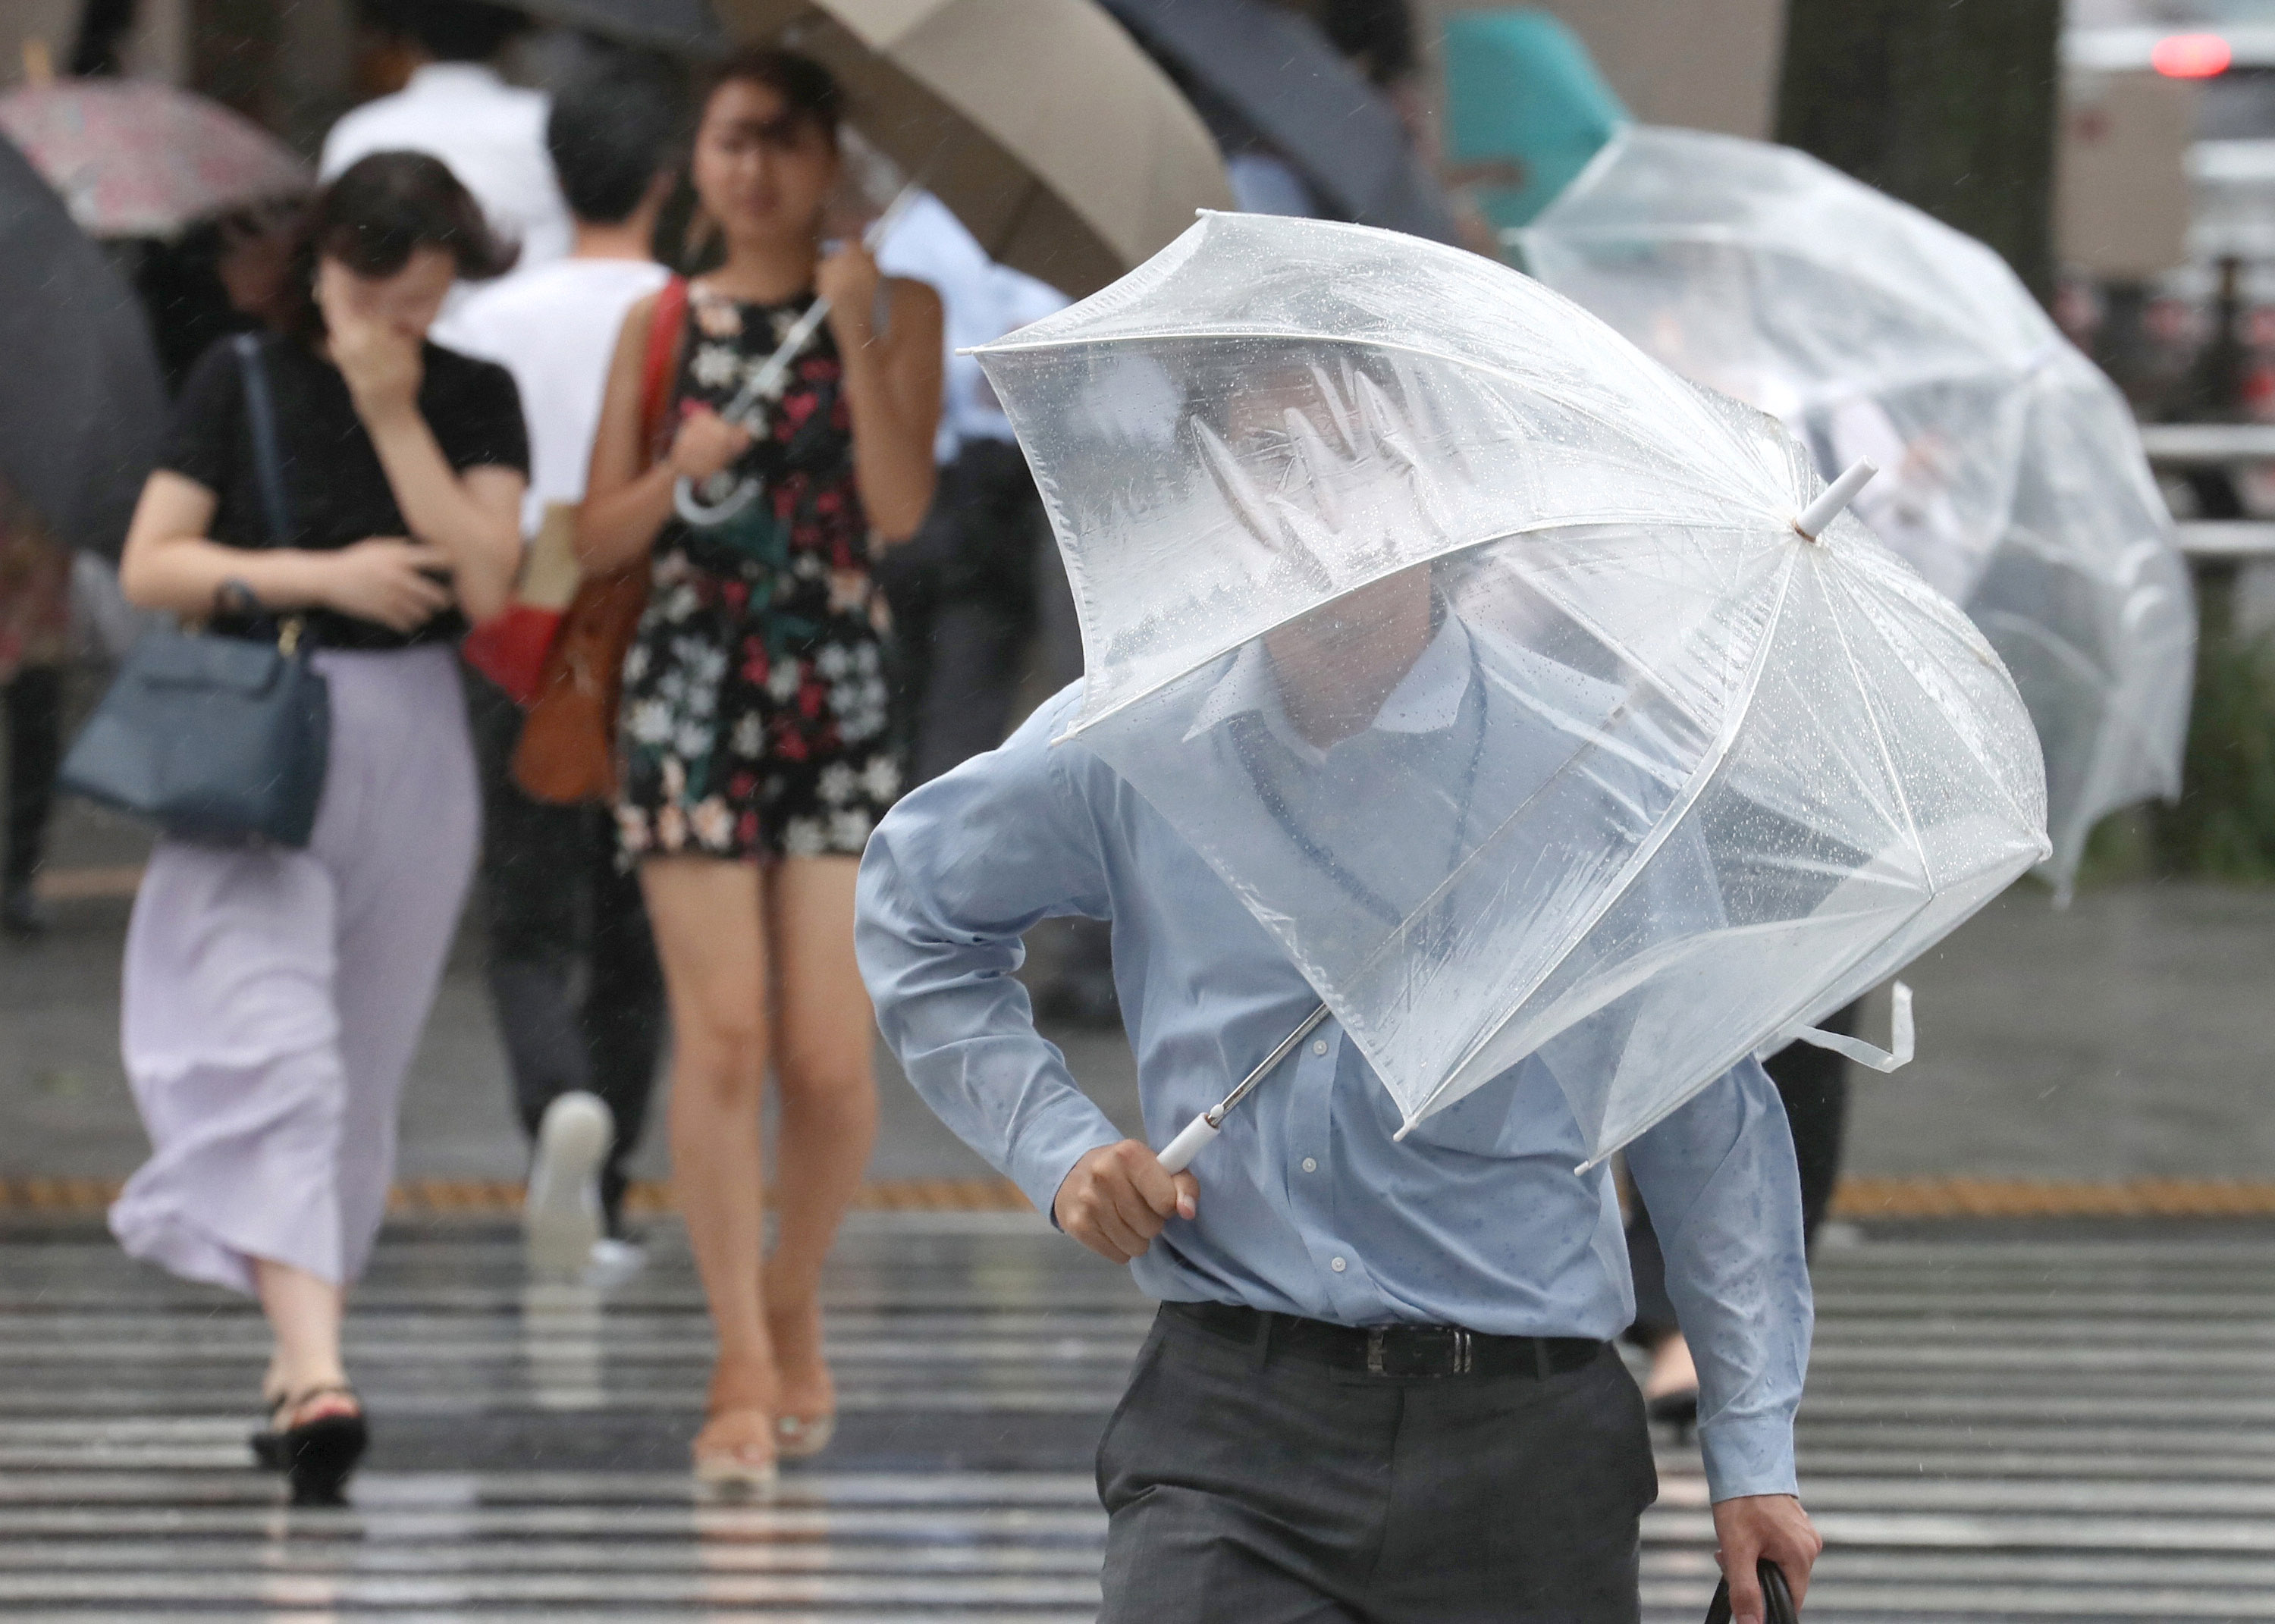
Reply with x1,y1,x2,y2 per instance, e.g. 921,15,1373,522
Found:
638,274,689,462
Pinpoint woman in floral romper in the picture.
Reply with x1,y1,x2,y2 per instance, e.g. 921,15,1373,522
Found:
613,281,902,864
578,47,940,1489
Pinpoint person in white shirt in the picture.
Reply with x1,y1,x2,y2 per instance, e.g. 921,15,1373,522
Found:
320,0,573,272
428,54,682,1284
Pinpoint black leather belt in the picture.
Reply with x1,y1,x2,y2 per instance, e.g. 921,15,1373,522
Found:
1163,1300,1607,1380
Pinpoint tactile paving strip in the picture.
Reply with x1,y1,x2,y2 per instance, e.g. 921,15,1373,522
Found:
7,1175,2275,1218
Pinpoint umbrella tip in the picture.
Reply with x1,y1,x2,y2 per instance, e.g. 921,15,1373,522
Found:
1793,459,1878,541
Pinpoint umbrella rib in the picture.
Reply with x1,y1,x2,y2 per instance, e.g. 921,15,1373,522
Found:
1203,536,1757,1089
1564,881,1944,1171
1056,515,1771,742
1823,557,2043,863
979,327,1771,493
1528,221,2050,364
1495,545,1725,740
1330,547,1745,1000
1771,350,2056,416
1404,545,1805,1128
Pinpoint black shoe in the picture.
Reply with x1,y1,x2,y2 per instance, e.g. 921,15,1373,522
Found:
253,1387,367,1505
1647,1385,1700,1442
0,882,44,939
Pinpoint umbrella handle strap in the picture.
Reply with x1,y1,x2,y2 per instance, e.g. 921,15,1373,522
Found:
1156,1112,1219,1176
1792,980,1914,1074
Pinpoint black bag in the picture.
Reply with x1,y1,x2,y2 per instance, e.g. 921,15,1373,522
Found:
1704,1560,1800,1624
58,334,331,848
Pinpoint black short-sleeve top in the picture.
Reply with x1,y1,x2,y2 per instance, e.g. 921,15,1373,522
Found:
155,333,530,650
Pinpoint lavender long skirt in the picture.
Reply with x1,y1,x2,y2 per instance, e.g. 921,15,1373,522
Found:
108,646,479,1294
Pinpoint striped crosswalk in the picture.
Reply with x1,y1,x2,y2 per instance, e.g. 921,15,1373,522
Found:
0,1212,2267,1619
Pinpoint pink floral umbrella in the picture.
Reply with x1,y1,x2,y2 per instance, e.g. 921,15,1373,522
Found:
0,80,309,238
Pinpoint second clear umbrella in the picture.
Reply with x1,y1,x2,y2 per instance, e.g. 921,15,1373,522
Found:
1518,125,2195,895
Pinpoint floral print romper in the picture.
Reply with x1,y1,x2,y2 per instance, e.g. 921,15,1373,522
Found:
616,286,900,862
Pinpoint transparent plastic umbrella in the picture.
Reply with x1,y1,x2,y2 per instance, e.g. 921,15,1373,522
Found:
973,211,2051,1166
1517,126,2195,895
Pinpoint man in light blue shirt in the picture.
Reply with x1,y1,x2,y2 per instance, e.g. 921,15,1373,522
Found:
856,577,1822,1622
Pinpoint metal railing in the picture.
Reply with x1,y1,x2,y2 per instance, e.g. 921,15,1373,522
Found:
2138,422,2275,560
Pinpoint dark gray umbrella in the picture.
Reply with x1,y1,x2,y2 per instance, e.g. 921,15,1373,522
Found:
0,134,165,561
517,0,725,53
1098,0,1456,243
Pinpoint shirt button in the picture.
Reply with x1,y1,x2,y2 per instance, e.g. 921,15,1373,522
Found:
1311,1039,1329,1056
1330,1256,1348,1272
1301,1158,1318,1173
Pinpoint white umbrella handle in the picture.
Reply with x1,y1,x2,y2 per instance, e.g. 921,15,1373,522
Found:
1151,1002,1332,1175
1156,1112,1219,1176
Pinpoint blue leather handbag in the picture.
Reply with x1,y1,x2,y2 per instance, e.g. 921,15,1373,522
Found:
58,334,331,848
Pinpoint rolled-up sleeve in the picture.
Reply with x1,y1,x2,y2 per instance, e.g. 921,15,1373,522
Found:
1624,1057,1812,1503
855,688,1126,1218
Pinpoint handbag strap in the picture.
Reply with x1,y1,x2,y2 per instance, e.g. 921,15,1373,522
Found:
640,276,690,463
232,333,292,547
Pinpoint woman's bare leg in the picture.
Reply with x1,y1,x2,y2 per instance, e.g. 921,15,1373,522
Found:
1643,1330,1697,1402
642,857,778,1466
254,1258,348,1409
761,855,879,1423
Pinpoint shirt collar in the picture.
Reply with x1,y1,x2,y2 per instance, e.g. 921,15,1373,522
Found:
1185,609,1472,763
406,62,509,97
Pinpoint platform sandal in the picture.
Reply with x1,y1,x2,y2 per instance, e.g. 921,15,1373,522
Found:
260,1386,367,1506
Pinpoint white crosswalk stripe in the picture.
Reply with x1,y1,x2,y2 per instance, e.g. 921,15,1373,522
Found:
0,1213,2264,1619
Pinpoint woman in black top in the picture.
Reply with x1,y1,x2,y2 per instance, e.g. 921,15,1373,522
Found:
108,154,528,1503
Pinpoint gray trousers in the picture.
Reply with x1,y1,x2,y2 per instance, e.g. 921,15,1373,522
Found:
1098,1306,1656,1623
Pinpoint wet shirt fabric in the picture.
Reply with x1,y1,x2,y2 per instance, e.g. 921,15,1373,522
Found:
155,334,529,651
614,287,899,863
858,670,1814,1503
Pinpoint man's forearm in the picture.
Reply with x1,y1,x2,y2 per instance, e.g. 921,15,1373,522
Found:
1625,1058,1812,1502
855,826,1122,1214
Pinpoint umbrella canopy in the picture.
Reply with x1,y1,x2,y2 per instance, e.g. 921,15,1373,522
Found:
974,212,2049,1161
715,0,1232,299
1098,0,1458,243
1518,126,2195,892
0,79,309,239
0,134,166,559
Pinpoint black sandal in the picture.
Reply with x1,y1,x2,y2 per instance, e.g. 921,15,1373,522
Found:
1647,1384,1701,1443
253,1386,367,1505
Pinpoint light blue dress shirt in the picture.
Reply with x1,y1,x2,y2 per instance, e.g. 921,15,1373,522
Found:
856,663,1814,1501
874,191,1069,463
